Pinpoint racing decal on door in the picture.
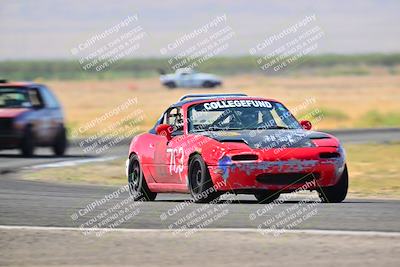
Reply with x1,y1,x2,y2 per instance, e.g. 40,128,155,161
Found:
167,147,184,175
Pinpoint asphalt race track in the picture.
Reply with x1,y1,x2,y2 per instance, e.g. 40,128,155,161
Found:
0,140,127,173
1,128,400,266
1,174,400,266
1,176,400,231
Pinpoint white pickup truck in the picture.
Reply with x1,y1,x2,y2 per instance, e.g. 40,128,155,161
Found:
160,68,222,89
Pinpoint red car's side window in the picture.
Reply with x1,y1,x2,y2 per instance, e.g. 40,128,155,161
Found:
165,107,184,134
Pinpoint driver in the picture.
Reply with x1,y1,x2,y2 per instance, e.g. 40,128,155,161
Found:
235,109,259,128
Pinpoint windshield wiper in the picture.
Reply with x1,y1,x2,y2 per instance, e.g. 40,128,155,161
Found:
193,126,295,132
245,126,294,130
267,126,292,130
192,127,243,132
206,127,244,131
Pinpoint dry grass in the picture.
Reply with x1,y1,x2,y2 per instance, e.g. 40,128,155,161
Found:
42,74,400,136
345,142,400,198
25,158,126,186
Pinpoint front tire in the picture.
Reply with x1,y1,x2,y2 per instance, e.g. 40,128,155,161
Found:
21,126,35,157
318,165,348,203
53,126,68,156
128,154,157,201
189,154,219,203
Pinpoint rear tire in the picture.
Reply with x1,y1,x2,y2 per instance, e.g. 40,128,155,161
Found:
21,126,35,157
254,191,280,204
189,154,219,203
318,165,348,203
128,154,157,201
53,126,68,156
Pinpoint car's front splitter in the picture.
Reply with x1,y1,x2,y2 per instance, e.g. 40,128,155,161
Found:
208,158,345,192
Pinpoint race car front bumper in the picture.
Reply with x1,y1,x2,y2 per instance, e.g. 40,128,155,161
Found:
0,131,23,149
207,147,346,192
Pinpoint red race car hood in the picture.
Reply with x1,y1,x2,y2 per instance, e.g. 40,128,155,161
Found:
199,129,338,149
0,108,30,118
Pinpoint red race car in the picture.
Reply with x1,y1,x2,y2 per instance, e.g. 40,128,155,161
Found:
126,94,348,203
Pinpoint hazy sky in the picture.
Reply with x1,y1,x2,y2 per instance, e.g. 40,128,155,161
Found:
0,0,399,60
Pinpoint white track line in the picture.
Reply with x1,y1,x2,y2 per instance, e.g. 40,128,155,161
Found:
1,225,399,237
27,156,120,169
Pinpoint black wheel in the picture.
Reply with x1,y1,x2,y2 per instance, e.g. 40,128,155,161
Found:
189,154,219,203
128,154,157,201
165,82,176,89
21,126,35,157
202,81,214,88
254,191,280,204
318,165,348,203
53,126,68,156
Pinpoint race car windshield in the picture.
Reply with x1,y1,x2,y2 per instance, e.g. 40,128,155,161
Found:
188,99,301,132
0,88,32,108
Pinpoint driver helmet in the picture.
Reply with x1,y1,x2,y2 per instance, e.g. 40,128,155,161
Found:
238,109,258,128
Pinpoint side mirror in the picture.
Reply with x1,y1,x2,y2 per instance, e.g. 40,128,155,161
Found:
156,124,173,141
300,120,312,130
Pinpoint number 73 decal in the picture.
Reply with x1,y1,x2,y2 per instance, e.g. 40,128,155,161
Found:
166,147,184,175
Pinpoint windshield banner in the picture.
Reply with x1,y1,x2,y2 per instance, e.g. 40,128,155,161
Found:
203,100,272,110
